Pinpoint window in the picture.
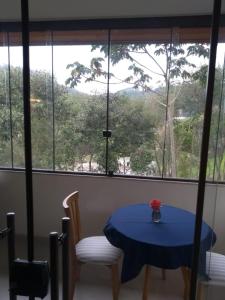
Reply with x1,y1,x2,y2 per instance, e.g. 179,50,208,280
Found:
0,17,225,181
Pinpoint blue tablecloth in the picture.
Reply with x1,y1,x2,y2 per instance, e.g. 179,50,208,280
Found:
104,204,216,283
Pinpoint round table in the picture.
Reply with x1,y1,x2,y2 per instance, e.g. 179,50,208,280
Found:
104,204,216,283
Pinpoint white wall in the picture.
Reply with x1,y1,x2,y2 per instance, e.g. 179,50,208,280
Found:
1,0,225,21
0,170,225,254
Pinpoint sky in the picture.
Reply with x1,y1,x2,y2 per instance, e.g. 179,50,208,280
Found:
7,45,133,94
0,43,225,95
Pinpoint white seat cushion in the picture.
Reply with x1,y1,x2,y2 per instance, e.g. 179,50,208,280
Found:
204,252,225,286
75,236,122,265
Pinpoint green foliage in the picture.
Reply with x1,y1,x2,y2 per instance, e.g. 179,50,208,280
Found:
174,116,203,178
174,116,202,153
130,144,153,174
67,43,204,88
66,42,211,177
1,40,225,180
0,66,24,166
187,44,210,58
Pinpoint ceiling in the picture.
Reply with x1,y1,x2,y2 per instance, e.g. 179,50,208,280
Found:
1,0,225,22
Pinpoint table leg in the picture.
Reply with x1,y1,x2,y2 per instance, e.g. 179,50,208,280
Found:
196,280,204,300
143,265,151,300
181,267,191,300
110,263,120,300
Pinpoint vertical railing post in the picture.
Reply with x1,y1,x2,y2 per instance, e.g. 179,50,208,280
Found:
190,0,221,298
7,212,16,300
50,232,59,300
62,217,70,300
49,218,70,300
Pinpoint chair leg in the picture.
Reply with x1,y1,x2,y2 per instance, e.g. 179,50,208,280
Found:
68,262,75,300
69,261,79,300
197,281,204,300
110,263,120,300
143,265,151,300
69,255,82,300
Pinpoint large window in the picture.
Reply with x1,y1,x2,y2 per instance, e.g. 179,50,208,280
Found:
0,18,225,181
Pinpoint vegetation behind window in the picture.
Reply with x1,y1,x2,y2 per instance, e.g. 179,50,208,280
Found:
0,25,224,181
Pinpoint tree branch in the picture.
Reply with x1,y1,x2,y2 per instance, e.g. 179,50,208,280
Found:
128,53,164,77
170,82,184,105
82,74,123,85
143,46,166,76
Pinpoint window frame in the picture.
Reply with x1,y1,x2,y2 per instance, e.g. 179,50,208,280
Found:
0,14,225,183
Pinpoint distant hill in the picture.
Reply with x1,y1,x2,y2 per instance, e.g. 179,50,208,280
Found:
115,87,153,100
67,87,88,97
67,87,154,100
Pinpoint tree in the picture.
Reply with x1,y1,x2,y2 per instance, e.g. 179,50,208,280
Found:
0,66,68,169
0,66,24,166
30,70,67,169
191,65,225,180
174,115,203,178
130,144,154,174
108,94,155,174
66,41,209,177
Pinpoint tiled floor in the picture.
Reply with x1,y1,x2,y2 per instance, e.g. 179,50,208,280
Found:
0,267,184,300
0,236,184,299
1,235,223,300
77,262,185,299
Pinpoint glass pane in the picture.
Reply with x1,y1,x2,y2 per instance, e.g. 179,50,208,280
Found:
9,33,24,167
207,39,225,181
0,33,12,167
198,21,225,300
53,30,108,173
108,29,172,176
30,31,54,170
163,28,210,179
198,17,225,300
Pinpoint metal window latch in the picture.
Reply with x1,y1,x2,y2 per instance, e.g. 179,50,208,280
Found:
103,130,112,138
0,227,10,240
108,170,114,176
58,232,67,245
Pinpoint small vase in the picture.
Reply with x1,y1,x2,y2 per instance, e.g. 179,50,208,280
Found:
152,208,161,223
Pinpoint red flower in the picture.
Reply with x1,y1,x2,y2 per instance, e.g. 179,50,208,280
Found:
150,199,161,209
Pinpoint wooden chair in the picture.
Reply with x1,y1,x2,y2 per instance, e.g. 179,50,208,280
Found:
197,251,225,300
63,191,122,300
180,251,225,300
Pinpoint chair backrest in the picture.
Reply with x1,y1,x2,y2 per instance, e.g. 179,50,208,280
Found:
63,191,81,244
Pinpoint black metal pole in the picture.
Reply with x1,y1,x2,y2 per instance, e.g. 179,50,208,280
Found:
21,0,34,263
62,217,70,300
51,31,56,171
105,29,111,174
21,1,35,298
50,232,59,300
7,212,17,300
190,0,221,299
